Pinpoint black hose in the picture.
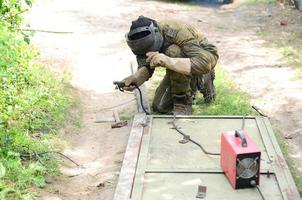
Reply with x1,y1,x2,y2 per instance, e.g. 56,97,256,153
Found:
171,115,220,156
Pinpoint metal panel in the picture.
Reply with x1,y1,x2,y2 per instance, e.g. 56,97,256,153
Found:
141,173,282,200
129,116,300,200
147,117,273,172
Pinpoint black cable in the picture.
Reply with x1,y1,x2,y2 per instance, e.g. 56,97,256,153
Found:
171,114,220,156
250,180,265,200
252,105,267,117
20,151,80,167
40,151,80,166
113,81,150,115
256,185,265,200
241,115,246,130
134,86,150,115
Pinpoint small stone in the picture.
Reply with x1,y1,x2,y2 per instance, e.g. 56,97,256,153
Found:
280,21,288,26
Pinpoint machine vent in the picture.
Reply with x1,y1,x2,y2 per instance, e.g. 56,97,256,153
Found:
237,157,259,179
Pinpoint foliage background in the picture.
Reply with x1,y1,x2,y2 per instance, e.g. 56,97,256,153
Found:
0,1,72,199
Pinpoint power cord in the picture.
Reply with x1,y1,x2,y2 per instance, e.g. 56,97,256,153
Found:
171,114,221,156
250,180,265,200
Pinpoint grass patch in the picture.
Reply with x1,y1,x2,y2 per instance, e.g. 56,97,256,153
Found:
193,67,254,115
279,44,302,79
149,66,254,115
292,60,302,79
274,128,302,195
256,31,273,37
0,23,72,199
256,30,302,79
280,46,296,57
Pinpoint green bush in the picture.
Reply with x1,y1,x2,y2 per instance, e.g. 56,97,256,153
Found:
0,23,71,199
0,0,33,29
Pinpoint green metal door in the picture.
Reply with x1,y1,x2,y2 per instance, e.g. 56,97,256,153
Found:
130,116,300,200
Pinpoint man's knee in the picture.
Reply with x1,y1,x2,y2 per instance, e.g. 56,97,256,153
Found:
166,69,191,95
164,45,191,96
165,44,185,58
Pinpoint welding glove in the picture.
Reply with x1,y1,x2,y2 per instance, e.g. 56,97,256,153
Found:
146,52,191,75
122,67,150,91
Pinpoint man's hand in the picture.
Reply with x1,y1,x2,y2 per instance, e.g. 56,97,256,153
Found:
122,75,137,91
121,67,151,91
146,52,169,68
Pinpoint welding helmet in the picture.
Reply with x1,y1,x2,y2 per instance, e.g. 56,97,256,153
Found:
125,16,163,56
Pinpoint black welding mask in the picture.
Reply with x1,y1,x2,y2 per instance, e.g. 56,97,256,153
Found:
125,17,163,56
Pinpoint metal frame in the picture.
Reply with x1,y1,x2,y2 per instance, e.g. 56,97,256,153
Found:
113,113,147,200
114,115,301,200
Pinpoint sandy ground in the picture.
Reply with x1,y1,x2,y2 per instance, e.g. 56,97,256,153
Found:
27,0,302,199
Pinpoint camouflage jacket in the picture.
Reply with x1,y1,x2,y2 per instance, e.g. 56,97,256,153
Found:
136,20,219,77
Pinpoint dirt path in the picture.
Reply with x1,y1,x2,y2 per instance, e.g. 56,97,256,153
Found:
28,0,302,199
28,1,139,199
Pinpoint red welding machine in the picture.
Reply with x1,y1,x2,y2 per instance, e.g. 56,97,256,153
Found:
220,130,261,189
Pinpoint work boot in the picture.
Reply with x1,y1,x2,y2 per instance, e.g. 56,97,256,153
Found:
172,94,193,115
198,70,216,103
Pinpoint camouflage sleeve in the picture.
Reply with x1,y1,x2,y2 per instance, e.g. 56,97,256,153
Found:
174,29,219,75
136,55,154,77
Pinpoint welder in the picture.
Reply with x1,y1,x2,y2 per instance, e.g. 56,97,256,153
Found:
120,16,219,115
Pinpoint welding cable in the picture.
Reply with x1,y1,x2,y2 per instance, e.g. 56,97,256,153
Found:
256,186,265,200
252,105,268,117
171,115,221,156
113,81,150,115
250,180,265,200
134,86,150,115
20,151,80,167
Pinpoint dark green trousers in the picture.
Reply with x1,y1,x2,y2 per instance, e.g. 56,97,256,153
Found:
152,69,194,113
152,45,196,114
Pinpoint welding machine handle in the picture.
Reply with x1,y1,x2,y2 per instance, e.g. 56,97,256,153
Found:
235,130,248,147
